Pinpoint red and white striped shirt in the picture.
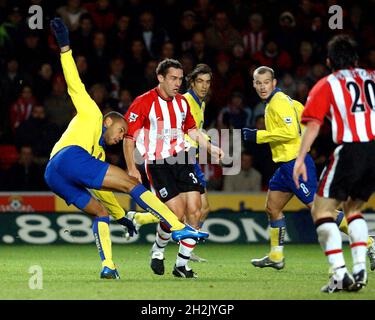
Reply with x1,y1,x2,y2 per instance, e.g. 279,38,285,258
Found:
302,68,375,144
125,87,196,160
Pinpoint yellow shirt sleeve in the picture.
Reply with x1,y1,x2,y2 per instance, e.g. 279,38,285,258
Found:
60,50,101,118
256,98,300,144
91,189,125,220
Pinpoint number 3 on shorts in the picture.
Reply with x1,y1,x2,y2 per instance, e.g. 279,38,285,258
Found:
189,172,198,184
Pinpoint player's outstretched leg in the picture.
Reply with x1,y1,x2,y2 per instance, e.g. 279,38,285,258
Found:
92,216,120,279
102,166,209,241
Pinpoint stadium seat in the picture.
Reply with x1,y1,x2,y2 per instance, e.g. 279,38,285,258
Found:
0,145,19,170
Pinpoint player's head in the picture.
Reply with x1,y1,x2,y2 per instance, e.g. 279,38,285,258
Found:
253,66,277,100
103,111,127,145
326,35,359,71
187,64,212,100
156,58,183,98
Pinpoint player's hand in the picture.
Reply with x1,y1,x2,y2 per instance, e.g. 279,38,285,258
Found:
128,168,142,183
50,17,70,48
293,157,308,189
209,145,225,162
116,217,138,238
242,128,257,142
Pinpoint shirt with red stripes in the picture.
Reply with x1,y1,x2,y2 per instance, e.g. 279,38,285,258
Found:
125,87,196,160
302,68,375,144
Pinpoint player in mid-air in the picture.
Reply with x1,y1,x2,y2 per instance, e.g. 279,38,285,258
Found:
45,18,209,280
242,66,375,270
293,35,375,292
124,59,224,278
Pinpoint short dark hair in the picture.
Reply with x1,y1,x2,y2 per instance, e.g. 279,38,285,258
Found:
327,35,358,71
156,58,182,77
253,66,275,79
103,111,125,122
186,64,212,85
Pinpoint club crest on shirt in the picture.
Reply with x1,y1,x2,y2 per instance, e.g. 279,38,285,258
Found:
129,112,138,122
159,188,168,198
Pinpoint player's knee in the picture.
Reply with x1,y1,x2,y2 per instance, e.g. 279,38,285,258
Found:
124,176,141,193
265,204,282,219
96,207,109,217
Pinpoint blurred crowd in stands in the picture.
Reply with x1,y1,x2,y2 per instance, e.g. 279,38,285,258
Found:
0,0,374,192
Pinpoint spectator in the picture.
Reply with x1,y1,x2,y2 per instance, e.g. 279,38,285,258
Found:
274,11,299,59
242,13,267,58
32,63,53,103
87,31,111,83
223,152,262,192
74,54,92,87
174,10,199,54
116,88,133,115
253,38,293,75
210,52,245,110
70,13,94,56
295,40,315,79
108,14,132,57
18,31,50,75
278,73,297,99
4,145,47,191
188,31,215,66
9,85,38,134
106,57,125,100
217,91,252,130
160,41,175,60
0,58,24,137
83,0,116,32
124,39,151,96
44,75,75,131
205,10,243,54
135,11,169,59
56,0,88,32
89,83,108,111
15,104,59,164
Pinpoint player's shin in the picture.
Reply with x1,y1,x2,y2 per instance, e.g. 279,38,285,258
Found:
347,214,368,275
176,238,196,269
152,222,171,254
92,216,115,269
269,218,286,262
129,184,185,231
316,218,347,278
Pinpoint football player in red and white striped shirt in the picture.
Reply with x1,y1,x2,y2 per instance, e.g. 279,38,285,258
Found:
124,59,224,278
293,35,375,293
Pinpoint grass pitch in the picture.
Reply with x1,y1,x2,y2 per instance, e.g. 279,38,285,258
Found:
0,244,374,300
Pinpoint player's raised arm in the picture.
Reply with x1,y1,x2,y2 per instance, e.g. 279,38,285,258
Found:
50,18,98,116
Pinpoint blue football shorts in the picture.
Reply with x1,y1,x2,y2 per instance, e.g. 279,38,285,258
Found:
44,146,110,210
269,153,317,205
194,162,207,189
